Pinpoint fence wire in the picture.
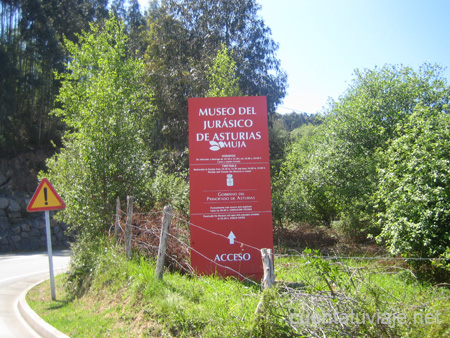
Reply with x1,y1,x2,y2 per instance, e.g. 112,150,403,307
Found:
113,207,449,266
109,205,449,337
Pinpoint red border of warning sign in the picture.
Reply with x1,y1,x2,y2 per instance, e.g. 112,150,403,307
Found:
27,178,66,212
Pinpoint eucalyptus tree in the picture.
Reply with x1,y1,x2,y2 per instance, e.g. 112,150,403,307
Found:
0,0,109,154
144,0,287,150
206,44,242,97
165,0,287,110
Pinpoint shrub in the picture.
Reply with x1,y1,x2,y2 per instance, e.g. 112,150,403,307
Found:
376,106,450,258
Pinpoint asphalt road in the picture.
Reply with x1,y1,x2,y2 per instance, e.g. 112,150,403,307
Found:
0,250,71,338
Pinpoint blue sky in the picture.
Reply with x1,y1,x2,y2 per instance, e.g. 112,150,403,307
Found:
139,0,450,115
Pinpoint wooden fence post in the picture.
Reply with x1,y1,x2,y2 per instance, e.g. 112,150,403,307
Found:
261,248,275,289
125,196,133,259
255,248,276,314
115,196,120,242
156,205,172,280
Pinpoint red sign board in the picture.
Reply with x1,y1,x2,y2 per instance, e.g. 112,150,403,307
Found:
189,96,273,280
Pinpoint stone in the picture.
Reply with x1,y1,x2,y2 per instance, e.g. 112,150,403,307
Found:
7,199,21,213
8,212,22,219
34,219,46,229
0,172,7,186
0,197,8,210
12,226,21,235
0,217,9,228
30,238,42,248
21,223,30,232
29,229,40,238
11,235,21,242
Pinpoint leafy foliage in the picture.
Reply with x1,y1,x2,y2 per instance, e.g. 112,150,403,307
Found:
45,16,154,239
0,0,150,155
377,106,450,257
143,0,287,150
31,244,450,337
272,124,338,226
206,44,241,97
148,165,190,215
280,63,450,243
0,0,109,155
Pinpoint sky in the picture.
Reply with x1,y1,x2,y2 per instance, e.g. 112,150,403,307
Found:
138,0,450,115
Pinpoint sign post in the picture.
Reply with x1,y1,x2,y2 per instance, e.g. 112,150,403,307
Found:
44,210,55,300
189,96,273,280
27,178,66,300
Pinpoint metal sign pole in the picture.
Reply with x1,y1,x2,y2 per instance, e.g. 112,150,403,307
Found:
27,178,64,301
45,210,56,300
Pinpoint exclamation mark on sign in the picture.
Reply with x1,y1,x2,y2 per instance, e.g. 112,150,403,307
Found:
44,187,48,205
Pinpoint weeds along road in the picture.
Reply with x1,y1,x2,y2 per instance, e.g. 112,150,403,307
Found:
0,250,71,337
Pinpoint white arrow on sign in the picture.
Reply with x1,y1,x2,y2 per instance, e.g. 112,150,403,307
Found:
227,231,236,245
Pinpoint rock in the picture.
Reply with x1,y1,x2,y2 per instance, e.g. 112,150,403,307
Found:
8,212,22,220
0,197,8,209
11,235,21,242
0,217,10,228
7,199,21,213
29,229,40,238
30,239,42,249
0,151,71,252
12,226,21,235
0,172,7,186
56,232,66,241
34,219,46,229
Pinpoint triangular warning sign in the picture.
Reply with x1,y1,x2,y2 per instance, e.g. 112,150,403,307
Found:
27,178,66,212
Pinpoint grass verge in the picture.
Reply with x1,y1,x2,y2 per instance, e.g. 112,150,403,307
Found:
27,245,450,337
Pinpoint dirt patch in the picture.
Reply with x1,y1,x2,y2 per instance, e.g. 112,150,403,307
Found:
274,223,385,257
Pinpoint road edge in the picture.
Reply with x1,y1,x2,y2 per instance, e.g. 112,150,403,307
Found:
18,277,70,338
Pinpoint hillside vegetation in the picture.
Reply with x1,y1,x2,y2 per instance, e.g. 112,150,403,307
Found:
3,1,450,336
28,237,450,337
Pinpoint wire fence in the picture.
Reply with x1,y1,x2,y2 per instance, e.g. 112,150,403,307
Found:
111,203,449,286
110,203,449,336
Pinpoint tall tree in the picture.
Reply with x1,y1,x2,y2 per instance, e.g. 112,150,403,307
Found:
45,16,154,239
144,4,194,150
124,0,147,57
206,44,241,97
144,0,287,150
0,0,109,155
166,0,286,111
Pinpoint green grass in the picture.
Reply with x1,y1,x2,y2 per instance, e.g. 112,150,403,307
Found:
26,276,143,337
27,246,450,337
